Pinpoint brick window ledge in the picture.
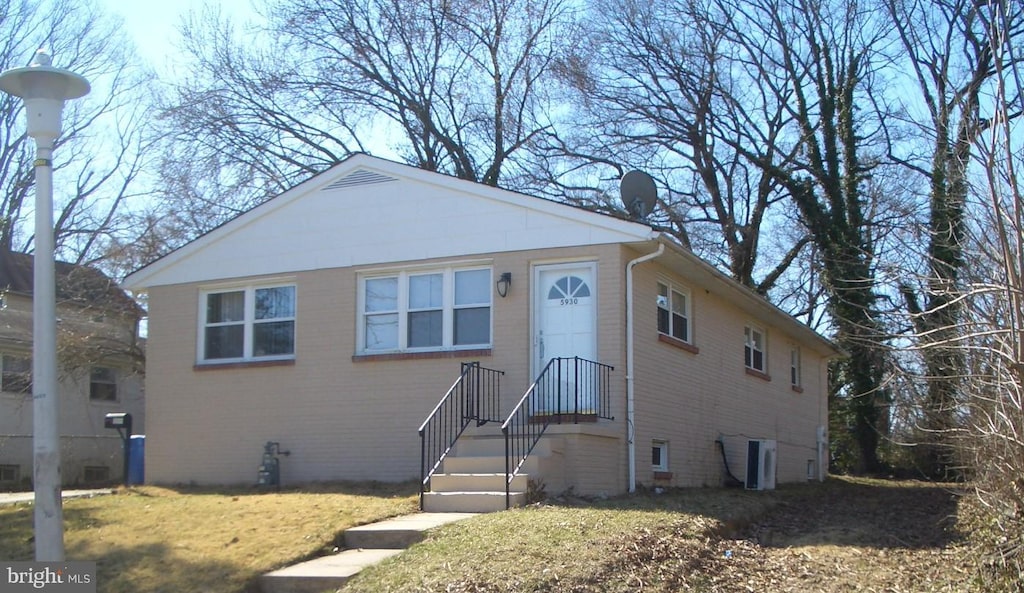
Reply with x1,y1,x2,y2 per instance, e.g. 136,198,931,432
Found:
658,334,699,355
195,359,296,371
353,348,492,363
745,367,771,382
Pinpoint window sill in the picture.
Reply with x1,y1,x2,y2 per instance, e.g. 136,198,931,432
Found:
745,367,771,382
658,334,699,354
653,471,673,481
194,359,296,371
353,348,492,363
791,385,804,393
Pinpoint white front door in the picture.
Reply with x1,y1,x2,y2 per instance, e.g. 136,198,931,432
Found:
534,263,598,414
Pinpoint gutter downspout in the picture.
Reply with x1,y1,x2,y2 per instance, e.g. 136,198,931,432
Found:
625,242,665,493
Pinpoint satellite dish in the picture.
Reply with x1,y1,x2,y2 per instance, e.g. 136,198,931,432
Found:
620,170,657,219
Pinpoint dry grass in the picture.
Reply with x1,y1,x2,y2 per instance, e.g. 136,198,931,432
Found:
345,477,972,593
0,482,418,593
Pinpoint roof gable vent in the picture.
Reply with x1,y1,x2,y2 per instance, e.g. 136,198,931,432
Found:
322,169,397,191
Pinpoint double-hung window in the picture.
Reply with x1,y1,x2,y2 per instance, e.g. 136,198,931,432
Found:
744,325,766,373
200,284,296,363
90,367,118,401
360,267,491,353
1,354,31,394
657,282,690,343
790,347,802,388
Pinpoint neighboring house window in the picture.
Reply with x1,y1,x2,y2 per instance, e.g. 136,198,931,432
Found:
652,440,669,472
657,282,690,342
1,354,31,394
200,284,296,362
0,464,18,484
83,466,110,483
790,347,802,388
90,367,118,402
0,467,18,485
744,325,766,373
360,267,491,353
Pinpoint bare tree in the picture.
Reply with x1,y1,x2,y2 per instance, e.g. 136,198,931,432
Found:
0,0,156,268
884,0,1024,478
539,0,807,294
153,0,576,241
958,3,1024,585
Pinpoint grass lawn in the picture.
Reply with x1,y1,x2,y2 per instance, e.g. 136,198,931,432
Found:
1,477,970,593
0,482,418,593
345,477,970,593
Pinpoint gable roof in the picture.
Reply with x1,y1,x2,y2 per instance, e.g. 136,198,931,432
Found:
0,250,142,316
123,153,840,357
124,154,658,290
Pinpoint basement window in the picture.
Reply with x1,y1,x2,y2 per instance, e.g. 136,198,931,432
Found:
652,440,669,472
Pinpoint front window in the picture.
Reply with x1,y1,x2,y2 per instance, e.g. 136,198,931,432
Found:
200,284,296,362
1,354,31,394
90,367,118,402
360,267,491,353
657,282,690,342
745,325,766,372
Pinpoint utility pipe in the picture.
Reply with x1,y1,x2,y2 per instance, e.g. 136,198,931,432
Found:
625,242,664,493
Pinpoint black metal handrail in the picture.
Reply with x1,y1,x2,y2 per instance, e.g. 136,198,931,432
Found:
418,361,504,509
501,357,614,508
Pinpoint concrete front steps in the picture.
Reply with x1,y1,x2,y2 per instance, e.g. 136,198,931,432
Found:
422,430,562,513
260,513,476,593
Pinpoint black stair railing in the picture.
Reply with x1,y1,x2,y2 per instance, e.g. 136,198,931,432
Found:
501,357,614,508
418,362,504,509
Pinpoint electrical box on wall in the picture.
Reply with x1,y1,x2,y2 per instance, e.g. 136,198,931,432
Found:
745,439,777,490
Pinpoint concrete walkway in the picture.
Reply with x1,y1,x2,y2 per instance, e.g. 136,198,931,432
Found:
0,489,114,506
260,512,477,593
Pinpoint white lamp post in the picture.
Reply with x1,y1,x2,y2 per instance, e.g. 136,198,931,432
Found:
0,49,90,562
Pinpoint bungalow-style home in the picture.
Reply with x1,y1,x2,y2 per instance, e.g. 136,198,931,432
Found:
123,153,839,512
0,250,145,488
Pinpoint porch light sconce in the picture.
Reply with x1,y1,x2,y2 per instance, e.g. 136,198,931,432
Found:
496,272,512,298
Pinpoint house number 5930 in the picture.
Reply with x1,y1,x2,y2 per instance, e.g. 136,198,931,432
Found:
560,298,579,306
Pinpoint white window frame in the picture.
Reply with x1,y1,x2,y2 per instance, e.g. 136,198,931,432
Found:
89,366,119,402
652,440,669,472
1,353,31,394
197,282,297,364
358,266,492,354
656,281,691,343
790,347,802,388
744,324,767,373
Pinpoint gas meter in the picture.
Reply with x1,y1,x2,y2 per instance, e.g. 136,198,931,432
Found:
257,441,289,488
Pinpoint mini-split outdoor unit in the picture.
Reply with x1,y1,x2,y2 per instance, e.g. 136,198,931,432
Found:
745,439,777,491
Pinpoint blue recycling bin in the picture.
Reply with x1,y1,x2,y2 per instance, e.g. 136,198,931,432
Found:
127,435,145,485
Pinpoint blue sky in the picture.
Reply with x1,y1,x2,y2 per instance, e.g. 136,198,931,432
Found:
97,0,254,74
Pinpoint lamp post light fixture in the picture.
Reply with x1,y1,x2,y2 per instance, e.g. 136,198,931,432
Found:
0,48,90,562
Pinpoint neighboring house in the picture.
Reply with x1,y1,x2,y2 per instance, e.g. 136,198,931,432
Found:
123,154,840,511
0,251,145,488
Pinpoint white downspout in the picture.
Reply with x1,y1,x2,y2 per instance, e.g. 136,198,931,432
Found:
625,242,665,493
